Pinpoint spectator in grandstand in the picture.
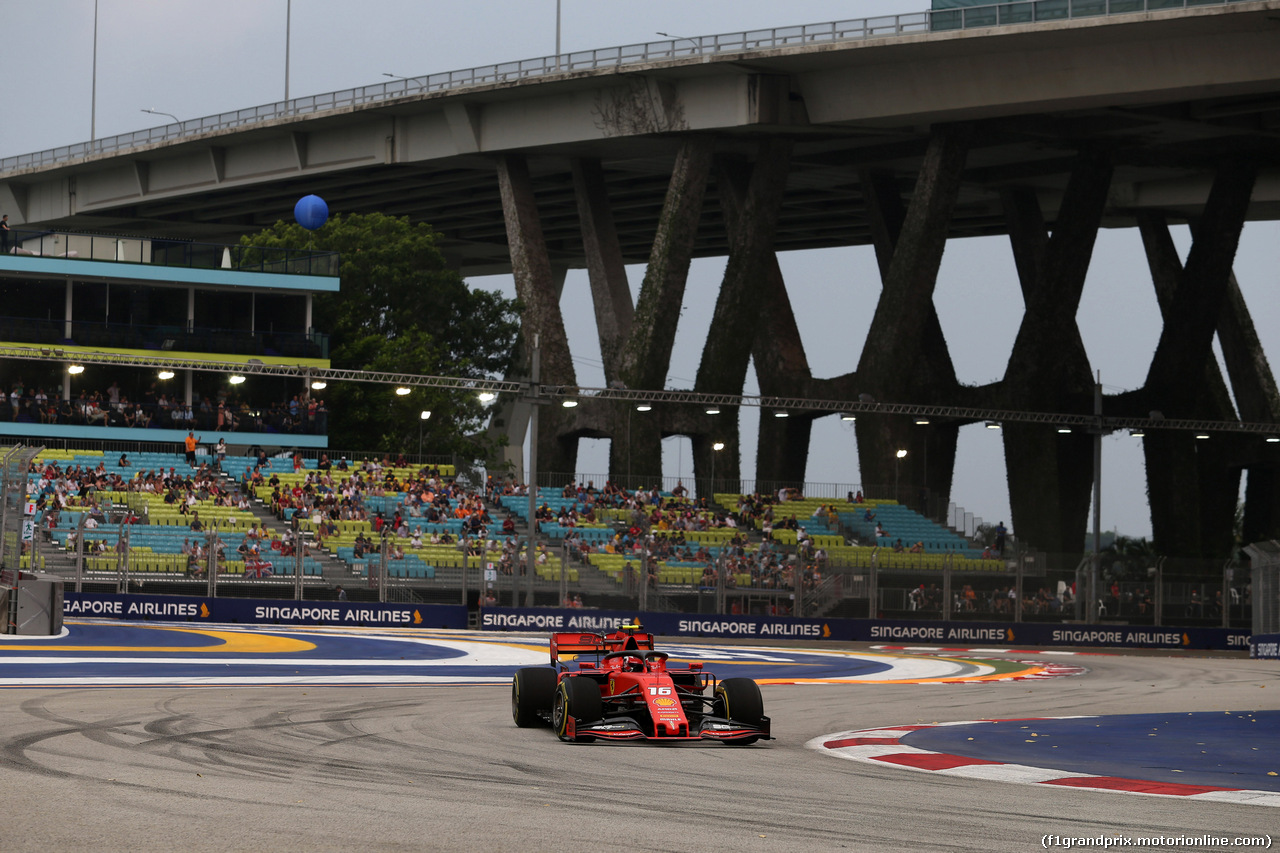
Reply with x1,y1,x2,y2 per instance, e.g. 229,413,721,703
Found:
337,585,348,602
0,214,10,253
189,510,204,532
183,432,201,467
118,453,130,467
994,521,1008,554
863,507,876,522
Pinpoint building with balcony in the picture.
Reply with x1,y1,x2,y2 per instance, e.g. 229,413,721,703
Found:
0,228,339,451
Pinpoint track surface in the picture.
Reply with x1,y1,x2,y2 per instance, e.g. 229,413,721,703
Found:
0,631,1276,852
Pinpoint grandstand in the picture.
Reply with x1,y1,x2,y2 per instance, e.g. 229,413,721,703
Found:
33,448,325,580
0,222,1114,619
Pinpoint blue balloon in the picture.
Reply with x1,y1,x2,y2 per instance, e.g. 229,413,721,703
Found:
294,194,329,231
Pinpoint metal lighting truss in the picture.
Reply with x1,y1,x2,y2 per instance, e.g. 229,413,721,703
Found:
7,344,1276,437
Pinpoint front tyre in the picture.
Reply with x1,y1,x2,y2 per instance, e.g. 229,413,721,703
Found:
553,677,602,743
714,678,764,745
511,667,557,728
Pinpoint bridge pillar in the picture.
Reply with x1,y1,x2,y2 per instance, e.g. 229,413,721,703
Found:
999,152,1112,555
691,140,793,496
853,125,969,510
1140,162,1256,558
571,158,634,381
1137,173,1257,559
753,257,815,490
616,137,714,391
1219,273,1280,544
496,154,579,478
607,137,716,486
858,166,962,516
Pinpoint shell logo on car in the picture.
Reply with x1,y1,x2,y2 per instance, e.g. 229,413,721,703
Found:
653,697,676,707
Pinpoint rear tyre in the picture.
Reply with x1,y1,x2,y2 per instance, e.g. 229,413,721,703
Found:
553,676,602,743
714,678,764,744
511,667,557,728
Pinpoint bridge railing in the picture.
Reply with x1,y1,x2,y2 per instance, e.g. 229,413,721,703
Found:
0,0,1256,175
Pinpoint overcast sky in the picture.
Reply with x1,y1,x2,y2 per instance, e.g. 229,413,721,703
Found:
2,0,1277,542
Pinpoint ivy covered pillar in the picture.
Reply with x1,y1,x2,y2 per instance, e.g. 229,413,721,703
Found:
613,137,715,486
694,140,793,497
1219,272,1280,544
998,152,1112,556
753,255,814,490
571,157,639,484
1141,162,1256,558
853,125,970,507
572,157,634,380
496,154,579,478
859,166,961,517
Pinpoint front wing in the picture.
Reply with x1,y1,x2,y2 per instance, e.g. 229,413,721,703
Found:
566,713,771,743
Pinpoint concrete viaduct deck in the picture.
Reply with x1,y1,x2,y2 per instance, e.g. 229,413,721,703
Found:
3,1,1280,560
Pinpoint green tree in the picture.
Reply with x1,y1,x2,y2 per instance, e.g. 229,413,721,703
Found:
241,213,520,458
1102,535,1158,582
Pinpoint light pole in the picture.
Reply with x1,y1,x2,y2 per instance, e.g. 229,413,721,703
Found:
418,410,431,456
711,442,724,499
91,0,99,141
284,0,291,102
895,449,907,502
141,108,180,125
555,0,562,69
657,31,701,53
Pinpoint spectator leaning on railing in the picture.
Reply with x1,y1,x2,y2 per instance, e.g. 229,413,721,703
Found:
1,380,328,434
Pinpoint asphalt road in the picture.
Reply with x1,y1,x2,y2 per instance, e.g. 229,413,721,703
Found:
0,648,1275,853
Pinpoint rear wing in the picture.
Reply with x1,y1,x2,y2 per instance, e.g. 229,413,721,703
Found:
550,631,654,664
550,632,607,665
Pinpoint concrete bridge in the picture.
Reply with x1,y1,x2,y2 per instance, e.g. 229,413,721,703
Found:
4,0,1280,558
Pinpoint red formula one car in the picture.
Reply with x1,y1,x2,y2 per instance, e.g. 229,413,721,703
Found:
510,623,770,744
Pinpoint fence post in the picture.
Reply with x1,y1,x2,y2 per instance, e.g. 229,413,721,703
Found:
76,514,88,592
205,526,218,598
793,558,804,619
378,529,388,604
559,540,568,607
295,516,305,601
868,552,878,620
1014,552,1024,624
1154,558,1164,627
942,559,952,622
